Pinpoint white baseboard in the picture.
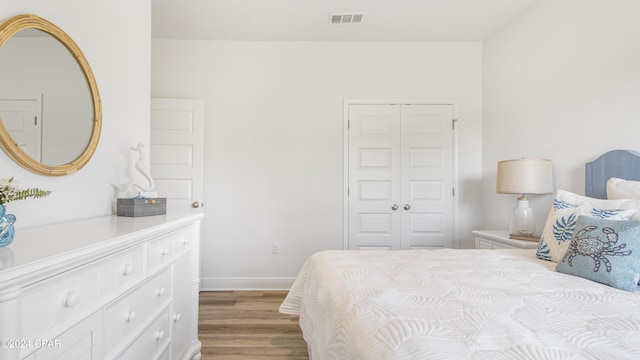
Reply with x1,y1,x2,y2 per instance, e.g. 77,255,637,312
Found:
200,277,296,291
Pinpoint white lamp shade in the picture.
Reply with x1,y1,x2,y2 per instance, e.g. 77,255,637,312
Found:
496,159,553,195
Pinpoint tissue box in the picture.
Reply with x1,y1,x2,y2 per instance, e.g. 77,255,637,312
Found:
117,198,167,217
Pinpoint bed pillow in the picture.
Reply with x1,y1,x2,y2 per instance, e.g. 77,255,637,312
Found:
556,216,640,292
553,189,640,220
607,178,640,199
536,190,640,262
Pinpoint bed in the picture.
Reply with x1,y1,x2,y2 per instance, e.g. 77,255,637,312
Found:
280,150,640,360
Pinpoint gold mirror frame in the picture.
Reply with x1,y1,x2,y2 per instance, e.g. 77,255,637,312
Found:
0,14,101,176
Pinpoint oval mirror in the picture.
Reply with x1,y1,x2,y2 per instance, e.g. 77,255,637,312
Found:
0,14,101,176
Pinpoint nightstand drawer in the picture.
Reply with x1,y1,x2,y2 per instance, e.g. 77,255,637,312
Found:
473,230,539,249
477,238,509,249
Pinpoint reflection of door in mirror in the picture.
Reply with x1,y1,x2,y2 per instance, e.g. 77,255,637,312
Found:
0,29,93,166
0,96,42,161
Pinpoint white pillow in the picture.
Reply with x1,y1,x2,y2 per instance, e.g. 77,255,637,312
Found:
536,189,640,262
607,177,640,199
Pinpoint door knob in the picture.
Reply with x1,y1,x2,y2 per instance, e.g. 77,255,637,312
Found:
391,204,399,211
403,204,411,210
192,201,201,208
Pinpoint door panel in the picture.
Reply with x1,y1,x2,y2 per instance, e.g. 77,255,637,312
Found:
347,103,454,250
348,105,401,249
150,98,204,212
401,104,453,248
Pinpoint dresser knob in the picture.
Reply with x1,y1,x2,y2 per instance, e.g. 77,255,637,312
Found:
155,330,165,341
121,264,133,276
156,287,166,297
161,246,170,256
125,311,137,323
173,313,182,323
62,292,79,307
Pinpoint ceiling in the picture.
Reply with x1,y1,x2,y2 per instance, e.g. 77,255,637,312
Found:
151,0,538,41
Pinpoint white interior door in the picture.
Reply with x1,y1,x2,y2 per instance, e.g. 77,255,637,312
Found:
347,103,454,250
150,98,204,212
348,105,402,249
400,105,454,249
0,96,42,161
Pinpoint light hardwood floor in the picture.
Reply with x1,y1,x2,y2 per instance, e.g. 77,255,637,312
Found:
199,291,309,360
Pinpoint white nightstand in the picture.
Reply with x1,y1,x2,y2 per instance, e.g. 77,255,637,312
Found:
472,230,540,249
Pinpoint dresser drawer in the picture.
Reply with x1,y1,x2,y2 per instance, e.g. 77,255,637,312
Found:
21,263,102,342
147,228,192,274
104,267,171,352
173,227,193,257
100,245,145,299
115,309,171,360
147,234,174,274
27,311,103,360
21,244,145,343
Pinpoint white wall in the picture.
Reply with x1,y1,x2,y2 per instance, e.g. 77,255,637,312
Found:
0,1,151,227
482,0,640,231
152,40,483,289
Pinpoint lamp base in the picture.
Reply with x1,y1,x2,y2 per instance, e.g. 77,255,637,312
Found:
509,197,536,236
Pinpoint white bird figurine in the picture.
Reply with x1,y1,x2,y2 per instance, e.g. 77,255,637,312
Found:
130,142,155,193
111,142,156,199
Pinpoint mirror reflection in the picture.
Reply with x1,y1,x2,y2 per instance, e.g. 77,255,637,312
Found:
0,28,93,166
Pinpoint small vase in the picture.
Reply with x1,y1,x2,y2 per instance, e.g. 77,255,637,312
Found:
0,204,16,247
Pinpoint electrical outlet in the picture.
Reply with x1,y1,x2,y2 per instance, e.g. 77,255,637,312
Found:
272,241,279,254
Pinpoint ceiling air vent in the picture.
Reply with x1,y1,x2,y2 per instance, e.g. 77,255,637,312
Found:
330,13,364,25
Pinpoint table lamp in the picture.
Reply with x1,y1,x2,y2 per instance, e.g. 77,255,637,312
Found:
496,159,553,237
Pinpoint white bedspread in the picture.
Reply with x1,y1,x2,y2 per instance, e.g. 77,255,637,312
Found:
280,249,640,360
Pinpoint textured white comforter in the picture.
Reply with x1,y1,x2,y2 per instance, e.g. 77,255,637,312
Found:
280,249,640,360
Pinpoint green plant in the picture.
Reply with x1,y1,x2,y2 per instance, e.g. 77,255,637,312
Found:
0,177,51,205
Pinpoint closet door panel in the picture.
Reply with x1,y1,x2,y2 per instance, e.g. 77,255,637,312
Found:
348,104,401,249
400,104,454,249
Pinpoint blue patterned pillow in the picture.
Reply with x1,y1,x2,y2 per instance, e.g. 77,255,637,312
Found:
556,216,640,292
536,190,639,262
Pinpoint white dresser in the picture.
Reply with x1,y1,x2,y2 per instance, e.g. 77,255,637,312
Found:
0,212,204,360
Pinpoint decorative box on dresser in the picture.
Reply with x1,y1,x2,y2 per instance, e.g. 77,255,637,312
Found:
0,212,204,360
472,230,540,249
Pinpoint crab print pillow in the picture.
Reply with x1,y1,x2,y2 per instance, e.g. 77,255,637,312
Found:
536,190,640,262
556,216,640,292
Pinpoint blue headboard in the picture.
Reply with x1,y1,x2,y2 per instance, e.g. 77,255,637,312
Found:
585,149,640,199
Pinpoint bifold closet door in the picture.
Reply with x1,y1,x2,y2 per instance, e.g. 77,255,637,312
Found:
347,104,454,250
